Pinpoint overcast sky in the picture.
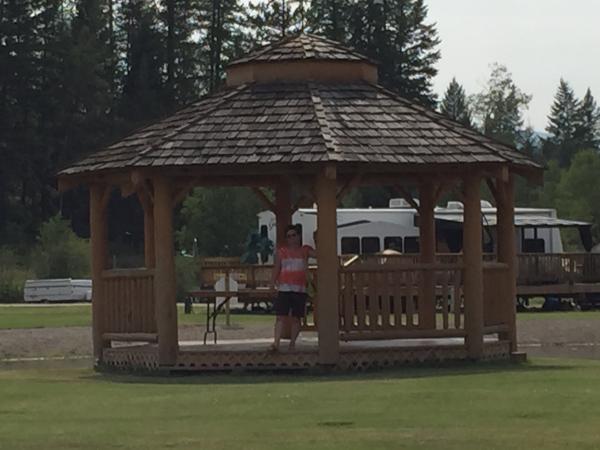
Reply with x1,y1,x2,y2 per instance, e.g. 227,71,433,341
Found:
427,0,600,130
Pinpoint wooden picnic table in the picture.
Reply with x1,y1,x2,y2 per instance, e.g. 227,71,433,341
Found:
187,288,277,344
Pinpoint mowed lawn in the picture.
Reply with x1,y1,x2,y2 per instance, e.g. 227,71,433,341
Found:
0,303,273,329
2,303,600,329
0,358,599,450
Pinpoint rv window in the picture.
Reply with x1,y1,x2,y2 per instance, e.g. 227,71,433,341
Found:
361,237,381,254
260,225,268,238
404,237,420,253
522,238,545,253
384,236,403,252
341,237,360,254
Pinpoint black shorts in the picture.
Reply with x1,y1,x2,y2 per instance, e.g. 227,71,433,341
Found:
274,291,307,318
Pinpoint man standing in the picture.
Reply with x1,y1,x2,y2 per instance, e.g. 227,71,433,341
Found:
270,224,316,351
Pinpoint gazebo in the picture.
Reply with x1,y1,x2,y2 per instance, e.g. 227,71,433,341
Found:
58,34,542,372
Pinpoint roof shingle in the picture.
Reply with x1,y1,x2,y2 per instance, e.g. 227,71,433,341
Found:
59,81,540,176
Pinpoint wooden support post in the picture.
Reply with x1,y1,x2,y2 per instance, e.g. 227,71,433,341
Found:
137,190,155,269
153,176,178,366
275,181,292,247
316,165,340,365
419,181,436,329
496,174,517,352
143,207,155,268
463,173,484,359
90,184,109,362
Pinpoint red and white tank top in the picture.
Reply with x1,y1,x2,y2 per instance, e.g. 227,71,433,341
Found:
277,245,312,293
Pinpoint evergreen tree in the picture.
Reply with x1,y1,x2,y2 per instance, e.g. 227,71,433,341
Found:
161,0,199,106
575,88,600,151
440,77,472,127
471,64,531,147
249,0,308,42
344,0,441,106
117,0,168,125
544,78,580,166
197,0,251,92
305,0,347,41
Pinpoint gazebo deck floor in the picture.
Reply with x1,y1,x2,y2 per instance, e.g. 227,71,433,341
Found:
101,337,512,373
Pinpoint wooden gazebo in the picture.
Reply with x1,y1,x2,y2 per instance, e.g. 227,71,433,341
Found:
58,34,542,372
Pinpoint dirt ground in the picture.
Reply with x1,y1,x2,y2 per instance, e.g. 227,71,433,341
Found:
1,316,600,361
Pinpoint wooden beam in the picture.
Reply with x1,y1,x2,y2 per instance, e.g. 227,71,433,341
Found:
336,173,362,201
418,181,436,329
153,175,179,366
316,165,340,365
462,173,484,359
496,174,517,352
173,179,196,205
485,178,499,204
275,182,292,247
57,176,82,193
252,187,276,211
393,185,420,213
89,184,109,362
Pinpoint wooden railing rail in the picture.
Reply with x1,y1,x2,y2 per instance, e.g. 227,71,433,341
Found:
338,264,464,340
102,268,156,334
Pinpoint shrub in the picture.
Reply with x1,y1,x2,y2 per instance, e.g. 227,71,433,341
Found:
175,254,200,301
33,215,90,279
0,247,32,302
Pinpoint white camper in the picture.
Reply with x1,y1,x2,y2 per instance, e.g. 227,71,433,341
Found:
23,279,92,303
257,198,590,257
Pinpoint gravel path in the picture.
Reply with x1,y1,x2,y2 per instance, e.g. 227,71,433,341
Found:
2,317,599,361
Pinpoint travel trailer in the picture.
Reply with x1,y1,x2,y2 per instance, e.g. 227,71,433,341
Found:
23,279,92,303
257,198,591,256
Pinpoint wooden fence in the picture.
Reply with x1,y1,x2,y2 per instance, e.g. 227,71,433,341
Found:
102,269,156,334
517,253,600,286
338,263,464,340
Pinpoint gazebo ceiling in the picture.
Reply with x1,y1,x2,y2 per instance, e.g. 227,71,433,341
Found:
58,34,542,182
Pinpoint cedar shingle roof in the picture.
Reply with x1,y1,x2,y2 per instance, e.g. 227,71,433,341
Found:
228,33,376,66
59,82,540,176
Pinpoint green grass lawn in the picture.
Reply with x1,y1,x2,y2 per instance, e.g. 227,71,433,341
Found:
0,358,599,450
0,304,273,329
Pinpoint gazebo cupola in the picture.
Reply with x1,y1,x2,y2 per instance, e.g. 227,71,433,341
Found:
225,34,379,86
57,33,542,373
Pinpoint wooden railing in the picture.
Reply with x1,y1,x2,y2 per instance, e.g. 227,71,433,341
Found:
517,253,600,286
360,252,600,287
338,263,464,340
102,268,156,334
483,262,510,327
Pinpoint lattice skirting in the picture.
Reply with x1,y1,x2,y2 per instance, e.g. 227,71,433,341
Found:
100,341,511,373
102,345,159,371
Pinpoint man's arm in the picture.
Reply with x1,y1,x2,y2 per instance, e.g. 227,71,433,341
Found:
270,251,281,289
306,246,317,259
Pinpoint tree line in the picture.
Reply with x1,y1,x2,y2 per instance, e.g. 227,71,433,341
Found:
439,68,600,246
2,0,599,263
0,0,440,250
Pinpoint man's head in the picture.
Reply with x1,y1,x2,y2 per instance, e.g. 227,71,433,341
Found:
285,224,302,247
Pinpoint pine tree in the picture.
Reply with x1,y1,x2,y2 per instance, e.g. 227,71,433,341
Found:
344,0,441,106
248,0,308,43
117,0,168,125
440,77,472,127
575,88,600,151
161,0,199,106
305,0,347,41
197,0,251,92
544,78,580,166
471,64,531,147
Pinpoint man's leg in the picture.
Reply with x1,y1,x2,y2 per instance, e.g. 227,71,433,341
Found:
273,315,285,350
289,316,301,350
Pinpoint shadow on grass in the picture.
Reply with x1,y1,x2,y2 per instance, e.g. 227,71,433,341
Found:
81,358,580,386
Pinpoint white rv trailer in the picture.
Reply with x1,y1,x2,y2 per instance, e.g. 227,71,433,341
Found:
257,198,591,256
23,279,92,303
